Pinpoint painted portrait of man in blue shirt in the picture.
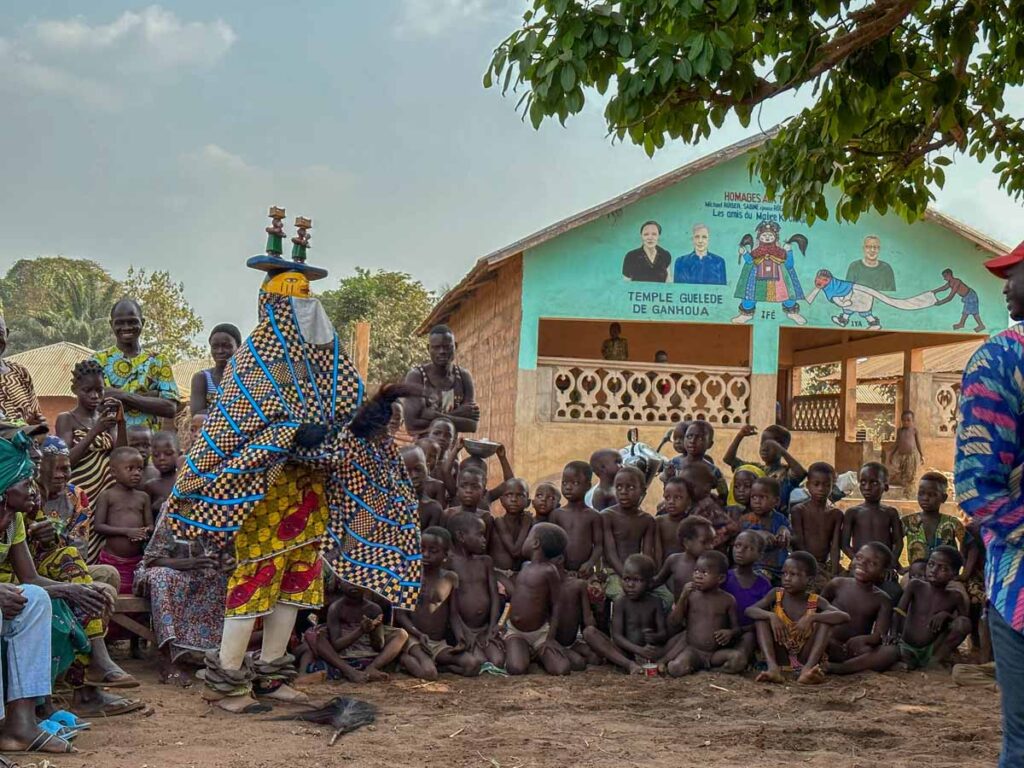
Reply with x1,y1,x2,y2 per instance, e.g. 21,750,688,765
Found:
673,223,727,285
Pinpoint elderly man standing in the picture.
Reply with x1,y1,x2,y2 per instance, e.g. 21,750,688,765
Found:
955,240,1024,768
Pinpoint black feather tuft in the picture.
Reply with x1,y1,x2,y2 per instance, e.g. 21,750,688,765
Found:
348,383,423,439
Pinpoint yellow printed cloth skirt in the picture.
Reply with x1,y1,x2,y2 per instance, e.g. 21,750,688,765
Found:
225,465,328,619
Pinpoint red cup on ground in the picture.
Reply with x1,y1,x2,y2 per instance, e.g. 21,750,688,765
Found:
642,663,659,678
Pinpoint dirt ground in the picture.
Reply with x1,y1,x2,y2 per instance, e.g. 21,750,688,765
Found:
46,659,1000,768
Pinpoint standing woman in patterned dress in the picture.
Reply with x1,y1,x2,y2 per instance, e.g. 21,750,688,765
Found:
189,323,242,418
0,314,45,425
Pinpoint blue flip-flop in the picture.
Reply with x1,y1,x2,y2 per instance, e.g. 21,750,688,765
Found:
38,719,78,741
48,709,91,732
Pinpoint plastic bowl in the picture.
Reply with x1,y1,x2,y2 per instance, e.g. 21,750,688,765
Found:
462,438,500,459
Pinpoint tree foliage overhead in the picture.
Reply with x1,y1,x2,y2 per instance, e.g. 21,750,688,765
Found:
121,268,204,363
486,0,1024,224
319,269,436,387
0,258,205,362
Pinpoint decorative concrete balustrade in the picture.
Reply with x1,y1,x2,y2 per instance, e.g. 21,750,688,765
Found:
791,394,841,433
537,357,750,425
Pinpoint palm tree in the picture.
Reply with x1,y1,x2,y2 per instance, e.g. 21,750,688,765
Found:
8,272,119,353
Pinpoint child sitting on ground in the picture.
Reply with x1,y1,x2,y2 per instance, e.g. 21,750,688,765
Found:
446,511,504,667
664,550,746,676
299,580,408,683
532,482,560,522
143,431,179,516
395,527,480,679
127,424,160,484
583,554,667,674
551,461,602,576
842,462,904,566
901,472,964,565
747,551,850,685
443,465,493,541
724,424,807,514
961,521,990,662
601,466,656,604
740,477,791,585
879,545,971,670
654,476,691,562
552,555,599,671
504,523,572,676
653,515,715,603
724,531,773,665
402,445,444,530
489,478,534,571
587,448,622,511
93,446,153,593
790,462,843,589
822,542,895,675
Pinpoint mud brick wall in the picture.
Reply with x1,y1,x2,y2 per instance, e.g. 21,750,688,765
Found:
444,256,523,468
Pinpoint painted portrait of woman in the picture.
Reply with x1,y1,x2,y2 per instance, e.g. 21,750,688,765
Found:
622,220,671,282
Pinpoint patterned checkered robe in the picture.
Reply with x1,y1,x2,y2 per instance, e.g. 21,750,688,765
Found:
166,291,421,610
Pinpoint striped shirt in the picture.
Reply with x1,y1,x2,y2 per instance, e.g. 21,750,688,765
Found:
0,361,43,424
955,324,1024,633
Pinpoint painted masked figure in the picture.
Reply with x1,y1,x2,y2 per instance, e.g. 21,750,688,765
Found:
732,220,808,325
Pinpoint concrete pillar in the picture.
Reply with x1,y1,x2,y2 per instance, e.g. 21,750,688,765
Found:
839,357,858,441
354,322,371,380
902,348,924,419
748,323,778,428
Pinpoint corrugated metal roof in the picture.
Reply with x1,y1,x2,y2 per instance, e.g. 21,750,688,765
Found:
419,132,1009,333
7,343,212,399
8,342,95,397
823,340,982,382
856,384,895,405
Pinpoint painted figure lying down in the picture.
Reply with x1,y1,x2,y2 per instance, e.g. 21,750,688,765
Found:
806,269,938,330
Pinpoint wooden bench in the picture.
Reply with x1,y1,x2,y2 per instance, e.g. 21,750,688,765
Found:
112,596,156,644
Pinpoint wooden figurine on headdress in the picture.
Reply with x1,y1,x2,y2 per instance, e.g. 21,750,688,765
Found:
292,216,312,264
266,206,287,257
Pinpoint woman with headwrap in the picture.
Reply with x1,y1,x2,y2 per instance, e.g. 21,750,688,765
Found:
20,436,138,689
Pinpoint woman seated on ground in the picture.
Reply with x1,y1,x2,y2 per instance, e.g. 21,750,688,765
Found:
26,436,138,689
135,511,230,686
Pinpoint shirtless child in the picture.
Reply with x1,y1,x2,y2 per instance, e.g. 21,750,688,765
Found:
299,580,408,683
422,418,457,507
446,511,504,667
588,448,622,511
490,478,534,571
664,551,746,676
504,523,572,675
128,425,159,483
402,445,444,530
396,527,480,679
878,545,971,670
551,461,602,575
654,476,691,563
680,462,736,551
143,431,179,516
747,551,850,685
583,554,668,674
93,446,153,592
532,482,561,522
443,466,493,543
601,466,656,602
822,542,896,674
653,515,715,602
886,410,924,498
842,463,904,565
790,462,843,589
552,556,600,670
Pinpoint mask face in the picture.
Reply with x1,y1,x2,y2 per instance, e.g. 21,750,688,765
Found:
262,271,311,297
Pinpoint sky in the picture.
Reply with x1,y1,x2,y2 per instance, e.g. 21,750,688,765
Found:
2,1,1021,336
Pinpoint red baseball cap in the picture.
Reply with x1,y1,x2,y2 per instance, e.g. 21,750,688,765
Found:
984,240,1024,278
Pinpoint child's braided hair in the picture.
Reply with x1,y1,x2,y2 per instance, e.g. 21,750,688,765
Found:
71,359,104,387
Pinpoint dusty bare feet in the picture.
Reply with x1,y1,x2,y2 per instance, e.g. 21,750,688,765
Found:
366,669,390,682
756,667,786,684
260,684,310,703
797,665,827,685
212,694,272,714
627,663,644,675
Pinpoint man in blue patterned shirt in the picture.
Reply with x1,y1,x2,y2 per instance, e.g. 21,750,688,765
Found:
955,240,1024,768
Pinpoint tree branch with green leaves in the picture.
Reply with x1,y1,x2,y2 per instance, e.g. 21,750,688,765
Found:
486,0,1024,224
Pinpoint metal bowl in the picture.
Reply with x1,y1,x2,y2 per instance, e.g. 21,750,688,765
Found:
462,438,500,459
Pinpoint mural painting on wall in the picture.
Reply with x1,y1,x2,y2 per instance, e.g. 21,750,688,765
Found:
617,190,988,333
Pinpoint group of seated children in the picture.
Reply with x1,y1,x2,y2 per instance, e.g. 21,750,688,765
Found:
293,415,982,686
